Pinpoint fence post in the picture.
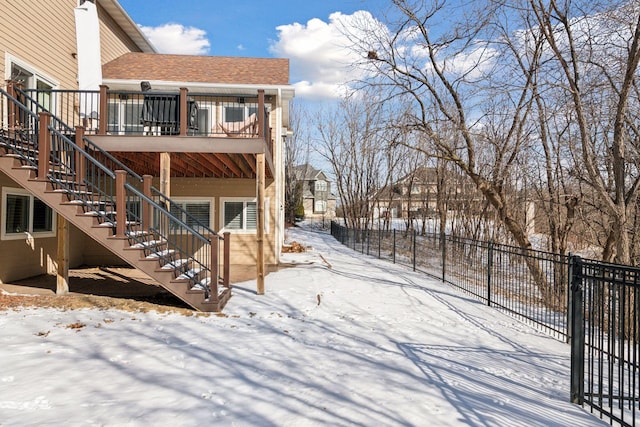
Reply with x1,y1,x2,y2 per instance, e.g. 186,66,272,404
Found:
393,229,396,264
413,229,417,271
569,255,584,405
566,252,573,343
441,230,446,282
487,241,493,306
367,228,370,255
378,227,381,259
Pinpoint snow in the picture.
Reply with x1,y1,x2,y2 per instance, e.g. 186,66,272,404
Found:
0,227,607,426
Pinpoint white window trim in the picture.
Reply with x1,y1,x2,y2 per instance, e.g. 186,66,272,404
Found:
5,54,59,88
314,200,327,214
168,197,215,233
1,187,57,240
221,102,260,123
220,197,269,234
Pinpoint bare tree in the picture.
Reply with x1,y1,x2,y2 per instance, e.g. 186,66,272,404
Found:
529,0,640,264
351,1,541,248
284,102,309,225
314,92,396,230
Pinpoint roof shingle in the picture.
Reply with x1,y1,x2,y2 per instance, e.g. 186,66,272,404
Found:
102,53,290,85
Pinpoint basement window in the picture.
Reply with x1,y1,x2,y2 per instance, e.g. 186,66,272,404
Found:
220,198,269,233
2,188,55,240
168,199,213,233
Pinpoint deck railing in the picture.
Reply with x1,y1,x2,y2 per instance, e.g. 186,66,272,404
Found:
20,86,272,143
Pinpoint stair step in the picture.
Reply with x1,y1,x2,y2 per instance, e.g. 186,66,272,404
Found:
145,249,175,260
83,210,116,217
63,199,107,206
191,277,210,291
129,239,166,250
126,230,151,238
160,258,190,270
52,188,93,195
176,268,203,281
97,220,138,228
5,150,38,157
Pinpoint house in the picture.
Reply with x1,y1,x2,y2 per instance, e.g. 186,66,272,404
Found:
0,0,294,311
293,164,336,220
372,167,440,220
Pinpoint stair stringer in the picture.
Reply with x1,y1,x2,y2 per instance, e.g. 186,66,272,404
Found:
0,155,230,312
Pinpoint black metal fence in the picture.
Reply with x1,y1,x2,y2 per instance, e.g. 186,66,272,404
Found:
570,258,640,426
330,221,640,426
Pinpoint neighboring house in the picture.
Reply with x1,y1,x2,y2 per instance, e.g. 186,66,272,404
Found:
293,164,336,220
0,0,294,311
372,167,440,220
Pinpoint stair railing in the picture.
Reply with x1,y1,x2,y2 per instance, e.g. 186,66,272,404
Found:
0,88,40,169
1,86,230,303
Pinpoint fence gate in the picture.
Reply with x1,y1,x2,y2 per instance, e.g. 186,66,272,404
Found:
570,256,640,426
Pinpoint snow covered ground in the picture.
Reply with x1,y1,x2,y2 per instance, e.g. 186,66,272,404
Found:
0,226,607,426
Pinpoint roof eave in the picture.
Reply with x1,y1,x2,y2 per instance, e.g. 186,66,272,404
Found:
102,78,295,97
98,0,157,53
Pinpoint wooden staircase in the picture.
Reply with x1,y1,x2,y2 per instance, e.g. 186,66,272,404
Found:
0,88,231,312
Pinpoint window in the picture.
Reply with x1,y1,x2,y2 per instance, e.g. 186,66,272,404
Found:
197,108,209,136
8,57,58,113
223,103,259,123
315,180,327,192
314,200,327,213
223,200,256,230
2,188,55,240
220,198,270,233
169,199,212,233
108,101,144,134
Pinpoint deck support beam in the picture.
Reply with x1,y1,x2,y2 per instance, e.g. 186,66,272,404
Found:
257,152,265,294
56,216,69,295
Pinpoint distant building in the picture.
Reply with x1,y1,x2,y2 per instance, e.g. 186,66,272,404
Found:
372,167,439,220
293,164,336,219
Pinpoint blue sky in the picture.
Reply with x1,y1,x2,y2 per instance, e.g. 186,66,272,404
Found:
118,0,386,100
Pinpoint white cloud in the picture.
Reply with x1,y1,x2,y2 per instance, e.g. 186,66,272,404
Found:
270,11,382,100
139,23,210,55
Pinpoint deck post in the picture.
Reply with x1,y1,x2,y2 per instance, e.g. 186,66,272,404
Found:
258,90,265,138
257,152,265,294
115,170,127,237
74,126,86,186
223,231,230,287
142,175,153,232
209,233,220,303
38,112,51,180
98,85,108,135
179,87,188,136
6,81,16,129
56,215,70,295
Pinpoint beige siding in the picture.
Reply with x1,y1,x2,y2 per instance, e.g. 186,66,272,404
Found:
0,172,84,283
0,0,78,89
78,177,279,268
97,3,143,65
0,0,142,89
172,177,278,266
